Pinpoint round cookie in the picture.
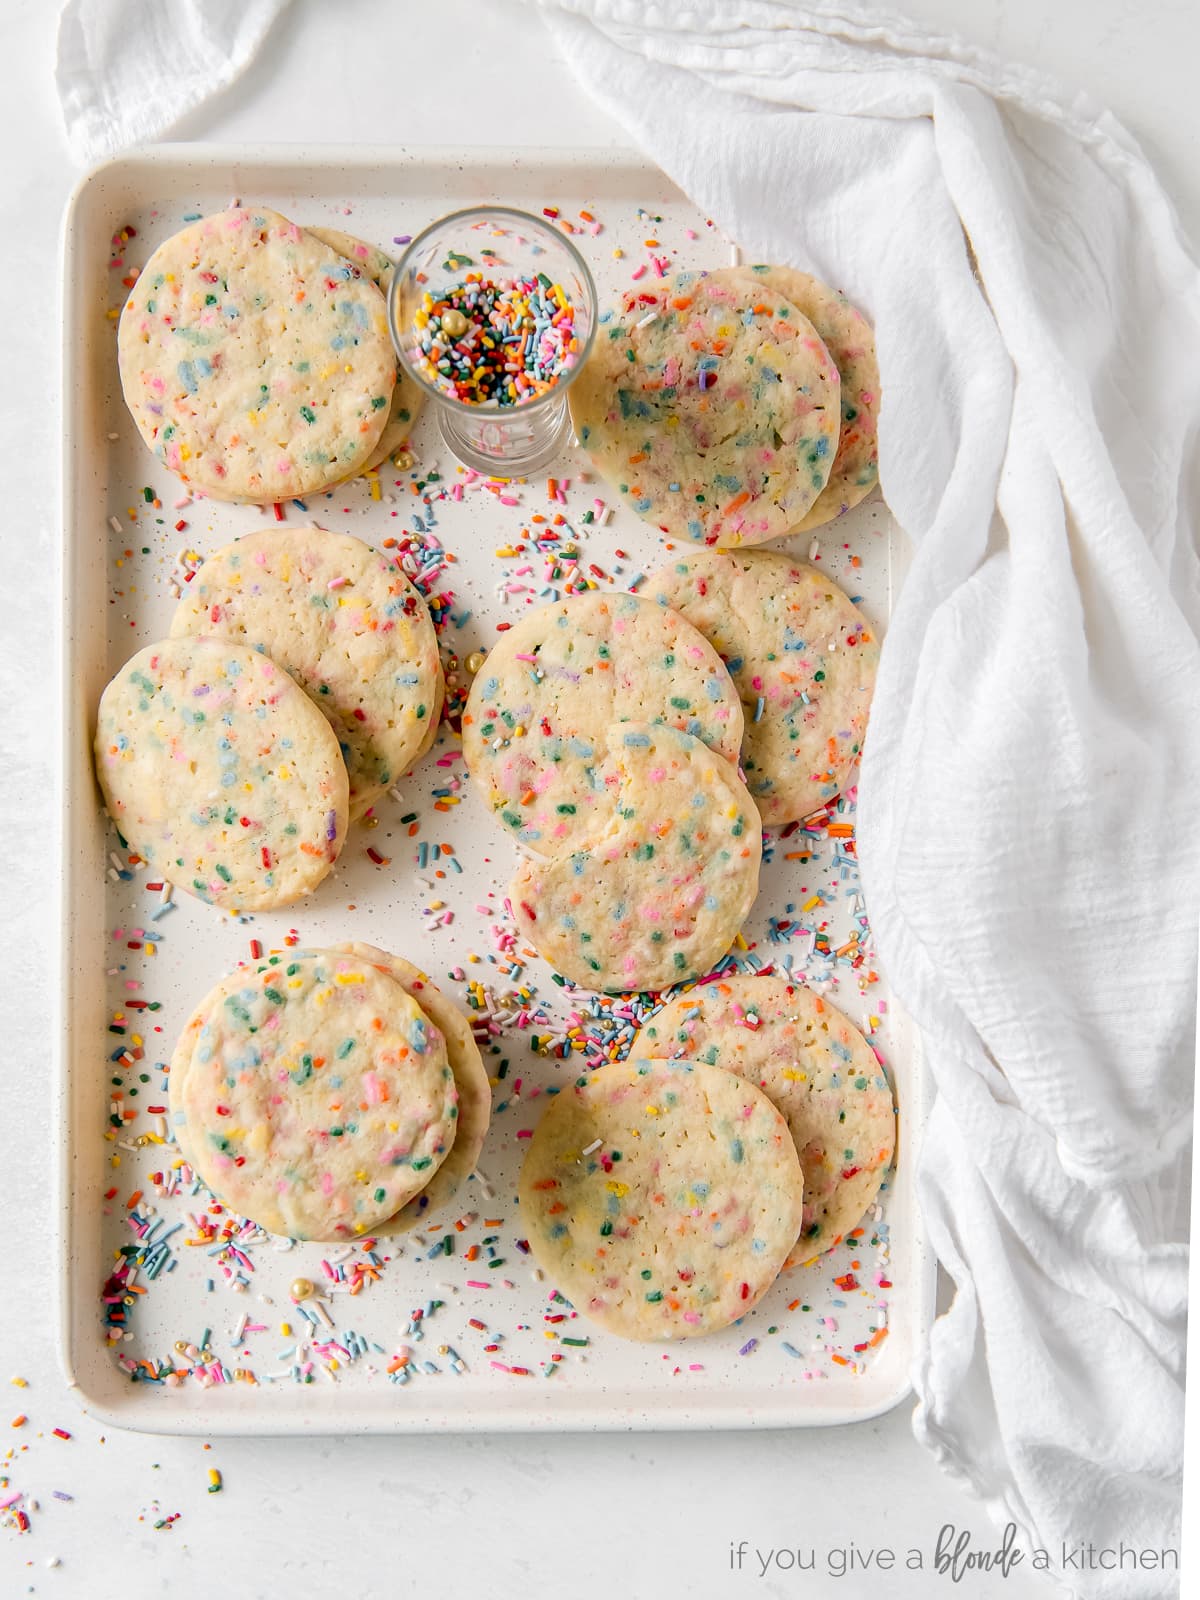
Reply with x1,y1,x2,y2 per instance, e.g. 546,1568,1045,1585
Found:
168,950,458,1241
510,723,762,994
306,228,424,471
170,527,443,820
462,592,744,851
644,549,878,824
742,264,879,532
118,207,396,501
519,1058,804,1340
569,266,840,548
94,637,348,911
640,975,895,1260
336,942,492,1231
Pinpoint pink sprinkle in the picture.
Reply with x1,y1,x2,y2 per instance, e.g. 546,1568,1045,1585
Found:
467,1280,491,1290
630,264,647,281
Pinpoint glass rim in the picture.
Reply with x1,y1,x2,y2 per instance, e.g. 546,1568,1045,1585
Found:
387,204,599,417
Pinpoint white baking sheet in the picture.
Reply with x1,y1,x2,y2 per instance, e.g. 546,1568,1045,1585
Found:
58,145,934,1434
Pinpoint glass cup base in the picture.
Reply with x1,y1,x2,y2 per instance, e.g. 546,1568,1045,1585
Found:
435,393,574,478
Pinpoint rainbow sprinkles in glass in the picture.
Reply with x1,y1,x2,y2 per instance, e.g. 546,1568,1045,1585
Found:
390,207,597,475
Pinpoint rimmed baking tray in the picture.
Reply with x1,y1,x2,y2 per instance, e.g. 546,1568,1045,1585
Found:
58,144,935,1433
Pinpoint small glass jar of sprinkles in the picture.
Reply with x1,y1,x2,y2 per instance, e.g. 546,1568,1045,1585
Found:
389,207,597,475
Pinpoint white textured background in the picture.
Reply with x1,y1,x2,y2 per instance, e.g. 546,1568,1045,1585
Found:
1,1,1193,1596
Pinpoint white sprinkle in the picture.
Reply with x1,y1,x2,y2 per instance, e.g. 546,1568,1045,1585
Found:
581,1138,603,1155
108,516,123,533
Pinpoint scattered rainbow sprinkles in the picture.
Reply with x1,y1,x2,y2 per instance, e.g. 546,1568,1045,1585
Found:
410,270,580,406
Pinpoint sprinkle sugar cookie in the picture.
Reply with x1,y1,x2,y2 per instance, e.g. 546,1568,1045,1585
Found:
640,976,895,1259
336,943,492,1232
306,227,424,470
170,527,443,820
117,207,396,500
519,1058,804,1340
743,265,879,532
169,951,458,1241
510,723,762,994
94,637,349,911
462,592,744,850
569,267,840,547
645,549,879,823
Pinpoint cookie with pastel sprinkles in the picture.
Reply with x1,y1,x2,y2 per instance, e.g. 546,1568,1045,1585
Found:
336,943,492,1232
640,975,895,1260
741,265,879,532
569,266,840,548
117,207,396,501
510,723,762,994
306,228,424,471
170,527,443,820
94,637,349,911
644,549,878,824
169,950,458,1241
519,1058,804,1340
462,592,743,851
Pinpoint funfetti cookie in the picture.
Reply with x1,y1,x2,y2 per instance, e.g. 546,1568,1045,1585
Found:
306,228,423,471
462,592,743,851
94,637,348,911
569,266,840,548
170,527,443,820
519,1058,804,1340
336,943,492,1232
644,549,878,824
742,265,879,532
169,950,458,1241
640,975,895,1260
117,207,396,501
510,723,762,994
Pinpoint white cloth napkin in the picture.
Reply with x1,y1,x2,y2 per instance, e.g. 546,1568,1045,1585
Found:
55,0,290,165
532,1,1197,1593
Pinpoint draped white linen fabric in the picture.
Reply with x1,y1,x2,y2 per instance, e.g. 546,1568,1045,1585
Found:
55,0,290,164
531,4,1197,1594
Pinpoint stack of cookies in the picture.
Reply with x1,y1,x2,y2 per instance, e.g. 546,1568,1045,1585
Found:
463,590,761,993
117,207,422,499
519,976,895,1340
168,944,491,1242
462,549,879,992
569,263,879,544
93,527,444,912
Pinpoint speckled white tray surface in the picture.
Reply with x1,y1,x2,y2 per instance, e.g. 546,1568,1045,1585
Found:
58,145,934,1434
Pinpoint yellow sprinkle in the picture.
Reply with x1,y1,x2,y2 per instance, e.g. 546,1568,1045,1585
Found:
605,1181,630,1197
801,895,823,912
334,972,366,985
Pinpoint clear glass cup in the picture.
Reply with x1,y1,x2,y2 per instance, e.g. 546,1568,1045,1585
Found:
388,206,597,477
